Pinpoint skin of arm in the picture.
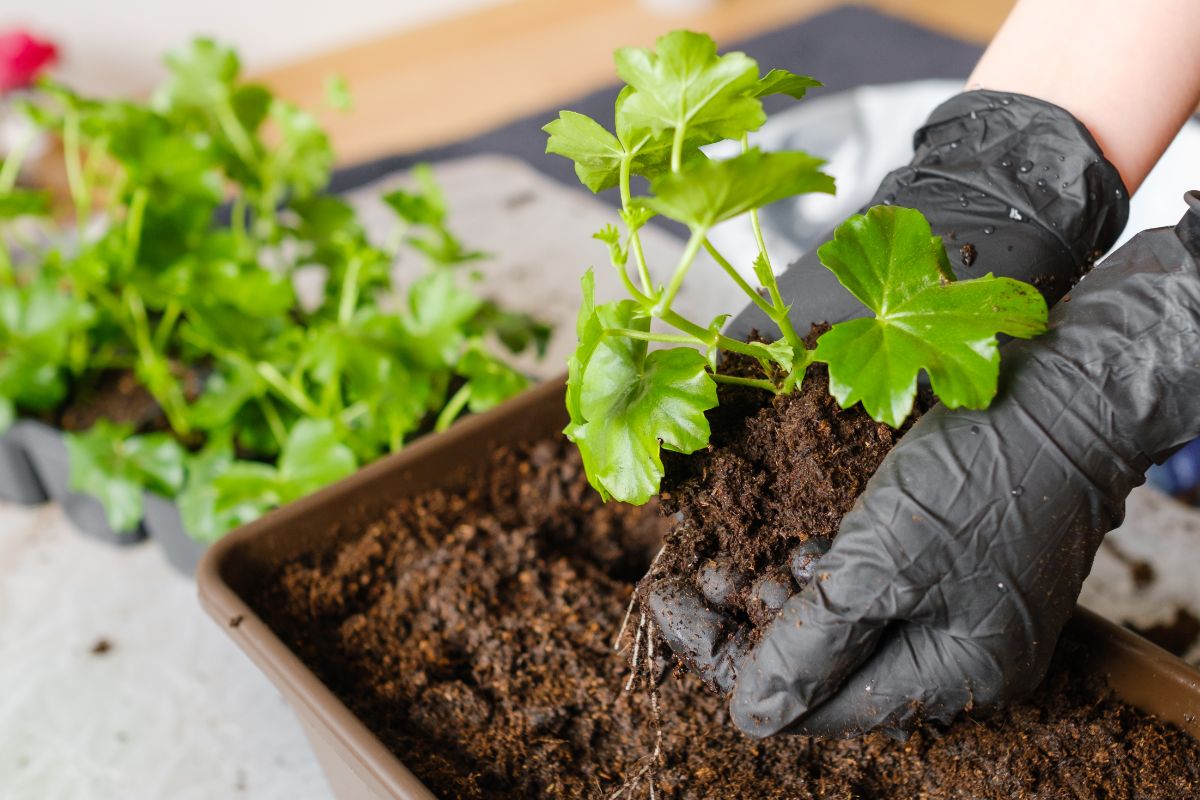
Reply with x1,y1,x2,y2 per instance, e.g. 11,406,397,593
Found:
968,0,1200,194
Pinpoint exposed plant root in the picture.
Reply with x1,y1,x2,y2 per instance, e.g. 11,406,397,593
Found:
610,596,669,800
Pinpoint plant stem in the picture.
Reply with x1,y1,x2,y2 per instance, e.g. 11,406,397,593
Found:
124,287,191,435
713,373,780,393
62,110,90,234
740,135,807,358
657,308,769,360
653,229,705,316
671,123,685,173
124,188,148,272
619,156,653,295
257,396,288,449
605,328,704,346
256,362,322,417
435,383,471,432
337,256,362,325
153,300,182,352
0,130,32,192
215,101,258,170
703,239,775,318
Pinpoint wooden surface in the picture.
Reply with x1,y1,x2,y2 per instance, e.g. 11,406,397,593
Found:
256,0,1016,165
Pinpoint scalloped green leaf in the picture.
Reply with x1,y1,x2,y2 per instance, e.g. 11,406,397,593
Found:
642,147,833,231
813,206,1048,427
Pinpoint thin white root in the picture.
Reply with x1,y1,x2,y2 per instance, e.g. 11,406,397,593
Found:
624,611,647,693
609,551,673,800
613,592,638,651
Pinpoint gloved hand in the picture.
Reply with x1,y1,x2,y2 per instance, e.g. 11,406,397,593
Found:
651,192,1200,738
646,89,1173,739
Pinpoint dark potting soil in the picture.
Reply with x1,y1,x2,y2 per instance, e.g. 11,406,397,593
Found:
650,349,920,628
254,435,1200,799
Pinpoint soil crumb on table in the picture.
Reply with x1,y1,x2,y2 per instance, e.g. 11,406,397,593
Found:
253,436,1200,799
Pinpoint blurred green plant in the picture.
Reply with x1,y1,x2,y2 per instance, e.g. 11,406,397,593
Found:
0,39,547,539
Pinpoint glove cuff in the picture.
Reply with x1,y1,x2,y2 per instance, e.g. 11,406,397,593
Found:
899,89,1128,275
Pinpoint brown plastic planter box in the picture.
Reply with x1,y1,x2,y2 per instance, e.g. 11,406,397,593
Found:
198,378,1200,800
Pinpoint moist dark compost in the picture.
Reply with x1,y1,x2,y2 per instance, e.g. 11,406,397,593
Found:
253,435,1200,799
648,346,922,629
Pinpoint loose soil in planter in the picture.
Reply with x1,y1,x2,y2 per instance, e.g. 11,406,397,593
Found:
651,348,919,629
254,436,1200,799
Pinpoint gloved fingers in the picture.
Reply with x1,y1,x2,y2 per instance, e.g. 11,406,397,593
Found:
789,537,830,586
646,577,747,693
695,559,749,608
728,527,922,737
782,623,1009,740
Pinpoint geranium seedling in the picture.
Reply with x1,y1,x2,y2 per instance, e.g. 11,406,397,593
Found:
546,30,1047,504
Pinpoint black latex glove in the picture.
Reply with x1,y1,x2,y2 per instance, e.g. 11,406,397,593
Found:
648,90,1167,739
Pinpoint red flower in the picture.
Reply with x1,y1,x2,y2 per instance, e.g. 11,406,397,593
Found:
0,31,58,93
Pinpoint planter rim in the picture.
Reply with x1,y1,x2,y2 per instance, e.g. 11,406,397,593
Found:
197,376,1200,800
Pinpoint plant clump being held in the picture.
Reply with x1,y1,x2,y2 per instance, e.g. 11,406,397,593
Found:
0,39,547,540
546,29,1048,506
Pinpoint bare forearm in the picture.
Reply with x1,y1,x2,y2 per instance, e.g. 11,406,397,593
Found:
968,0,1200,193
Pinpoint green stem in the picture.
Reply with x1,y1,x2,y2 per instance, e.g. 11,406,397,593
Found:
619,156,653,295
703,239,775,318
256,362,321,417
604,328,704,346
612,259,653,307
713,373,780,393
62,110,90,233
653,229,706,317
215,101,258,170
671,123,685,173
153,301,182,352
337,256,362,325
435,384,472,432
124,287,191,435
657,308,767,360
0,130,32,192
124,188,148,272
257,396,288,450
740,135,807,358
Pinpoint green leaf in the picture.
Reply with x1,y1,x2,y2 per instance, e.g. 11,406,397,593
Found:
813,206,1048,426
643,148,833,230
403,270,484,364
593,224,628,267
66,422,187,533
231,83,272,133
614,30,764,144
457,341,528,413
569,322,717,504
752,69,821,99
154,38,240,111
565,274,716,503
193,420,358,539
268,100,333,197
276,419,358,502
189,360,264,431
0,277,95,410
324,74,353,112
0,188,50,219
544,111,628,193
470,302,552,356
